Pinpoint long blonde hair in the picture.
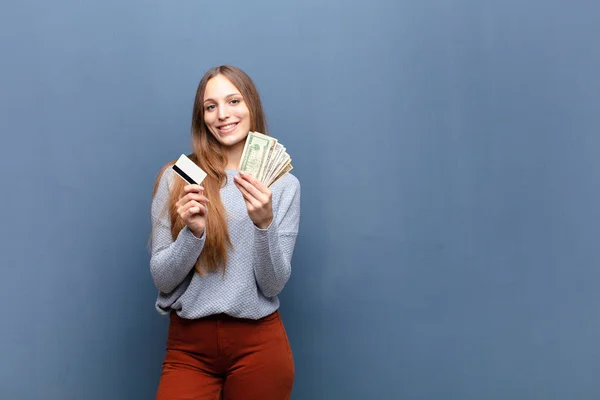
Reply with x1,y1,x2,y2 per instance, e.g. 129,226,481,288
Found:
152,65,267,274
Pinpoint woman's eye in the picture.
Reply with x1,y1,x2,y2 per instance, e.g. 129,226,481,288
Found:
206,104,215,111
230,99,240,105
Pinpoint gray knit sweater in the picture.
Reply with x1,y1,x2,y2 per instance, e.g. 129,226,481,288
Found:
149,168,301,320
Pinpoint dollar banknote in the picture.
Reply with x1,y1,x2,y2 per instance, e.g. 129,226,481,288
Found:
239,131,293,187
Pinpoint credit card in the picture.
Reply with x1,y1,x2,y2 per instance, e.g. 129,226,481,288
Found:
172,154,207,185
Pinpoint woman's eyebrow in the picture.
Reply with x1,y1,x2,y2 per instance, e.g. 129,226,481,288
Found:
203,93,242,104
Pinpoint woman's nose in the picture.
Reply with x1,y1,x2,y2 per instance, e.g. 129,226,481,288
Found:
218,104,229,120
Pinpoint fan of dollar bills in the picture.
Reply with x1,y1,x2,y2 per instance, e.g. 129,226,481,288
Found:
238,131,293,187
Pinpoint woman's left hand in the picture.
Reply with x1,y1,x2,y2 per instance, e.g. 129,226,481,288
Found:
233,171,273,229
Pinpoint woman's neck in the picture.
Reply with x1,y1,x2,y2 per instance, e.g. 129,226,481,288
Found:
224,141,245,170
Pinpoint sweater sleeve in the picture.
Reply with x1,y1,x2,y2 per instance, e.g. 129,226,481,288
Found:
252,175,301,298
149,168,205,294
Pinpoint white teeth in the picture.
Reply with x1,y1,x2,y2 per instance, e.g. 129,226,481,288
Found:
220,123,237,129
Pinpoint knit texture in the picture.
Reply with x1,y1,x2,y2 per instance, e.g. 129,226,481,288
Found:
150,168,300,320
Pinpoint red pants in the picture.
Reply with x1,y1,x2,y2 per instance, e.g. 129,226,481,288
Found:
156,310,295,400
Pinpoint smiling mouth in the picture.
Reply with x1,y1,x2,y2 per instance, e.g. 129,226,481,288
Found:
217,122,239,133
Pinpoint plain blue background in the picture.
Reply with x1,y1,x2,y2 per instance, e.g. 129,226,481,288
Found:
1,0,600,399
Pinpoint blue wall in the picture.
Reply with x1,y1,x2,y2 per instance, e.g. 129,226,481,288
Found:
1,0,599,399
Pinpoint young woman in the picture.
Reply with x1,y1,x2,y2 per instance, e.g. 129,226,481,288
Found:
149,65,300,399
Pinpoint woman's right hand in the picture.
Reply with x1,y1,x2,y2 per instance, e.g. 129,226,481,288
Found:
176,184,209,237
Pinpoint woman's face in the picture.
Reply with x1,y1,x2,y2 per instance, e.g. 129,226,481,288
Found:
202,74,251,149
